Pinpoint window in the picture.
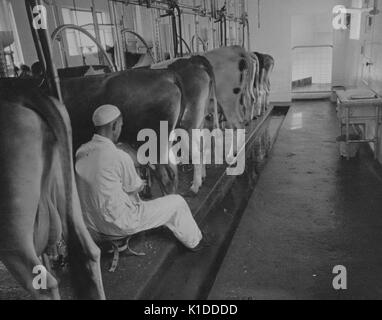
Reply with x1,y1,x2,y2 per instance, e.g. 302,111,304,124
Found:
62,8,113,57
0,1,24,77
292,46,333,85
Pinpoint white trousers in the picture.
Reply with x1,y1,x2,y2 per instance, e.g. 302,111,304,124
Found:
132,195,202,249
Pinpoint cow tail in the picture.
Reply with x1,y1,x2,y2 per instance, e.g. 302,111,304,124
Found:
174,73,187,128
238,67,249,122
196,56,220,129
256,58,261,99
251,54,261,119
46,97,102,299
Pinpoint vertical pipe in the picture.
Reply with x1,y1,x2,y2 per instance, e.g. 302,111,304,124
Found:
26,0,63,101
91,0,105,65
150,8,158,61
51,0,68,68
242,20,245,48
116,1,125,70
171,11,178,57
375,106,380,160
108,0,124,70
246,15,250,50
193,0,199,53
219,18,223,46
25,0,46,73
346,107,350,160
224,15,227,46
154,9,163,61
175,5,183,56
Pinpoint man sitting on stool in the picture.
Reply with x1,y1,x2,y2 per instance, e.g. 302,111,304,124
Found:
75,105,207,252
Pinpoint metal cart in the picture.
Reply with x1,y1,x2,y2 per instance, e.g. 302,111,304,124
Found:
336,89,382,160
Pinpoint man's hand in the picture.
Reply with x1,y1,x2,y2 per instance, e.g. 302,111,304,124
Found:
138,180,148,193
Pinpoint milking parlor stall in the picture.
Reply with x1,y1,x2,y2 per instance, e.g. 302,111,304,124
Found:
0,0,283,300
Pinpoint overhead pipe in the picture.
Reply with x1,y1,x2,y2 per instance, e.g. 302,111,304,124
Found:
110,0,243,22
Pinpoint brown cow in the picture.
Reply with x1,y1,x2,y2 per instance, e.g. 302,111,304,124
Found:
150,56,219,194
61,69,184,195
253,52,275,115
0,81,105,300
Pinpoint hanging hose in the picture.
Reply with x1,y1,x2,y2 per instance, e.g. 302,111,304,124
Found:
121,29,157,63
191,34,207,53
178,36,192,55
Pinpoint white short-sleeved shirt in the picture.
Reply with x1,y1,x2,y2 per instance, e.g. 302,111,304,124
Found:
75,134,144,236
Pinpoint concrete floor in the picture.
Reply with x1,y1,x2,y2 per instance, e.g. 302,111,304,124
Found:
209,100,382,300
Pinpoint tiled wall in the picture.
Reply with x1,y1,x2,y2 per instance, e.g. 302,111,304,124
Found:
292,47,333,83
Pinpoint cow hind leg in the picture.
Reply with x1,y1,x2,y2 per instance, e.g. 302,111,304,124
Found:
0,106,61,300
0,179,60,300
189,133,202,195
65,184,105,300
191,164,203,195
186,82,211,195
1,200,60,300
202,165,207,181
66,234,104,300
2,247,60,300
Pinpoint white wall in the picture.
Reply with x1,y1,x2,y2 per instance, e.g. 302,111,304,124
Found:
292,13,333,47
291,13,334,83
11,0,38,66
248,0,348,102
248,0,292,102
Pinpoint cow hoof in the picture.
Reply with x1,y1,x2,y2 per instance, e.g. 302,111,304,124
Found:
190,185,200,195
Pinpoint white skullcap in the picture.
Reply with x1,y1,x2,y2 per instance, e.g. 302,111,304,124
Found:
92,105,121,127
